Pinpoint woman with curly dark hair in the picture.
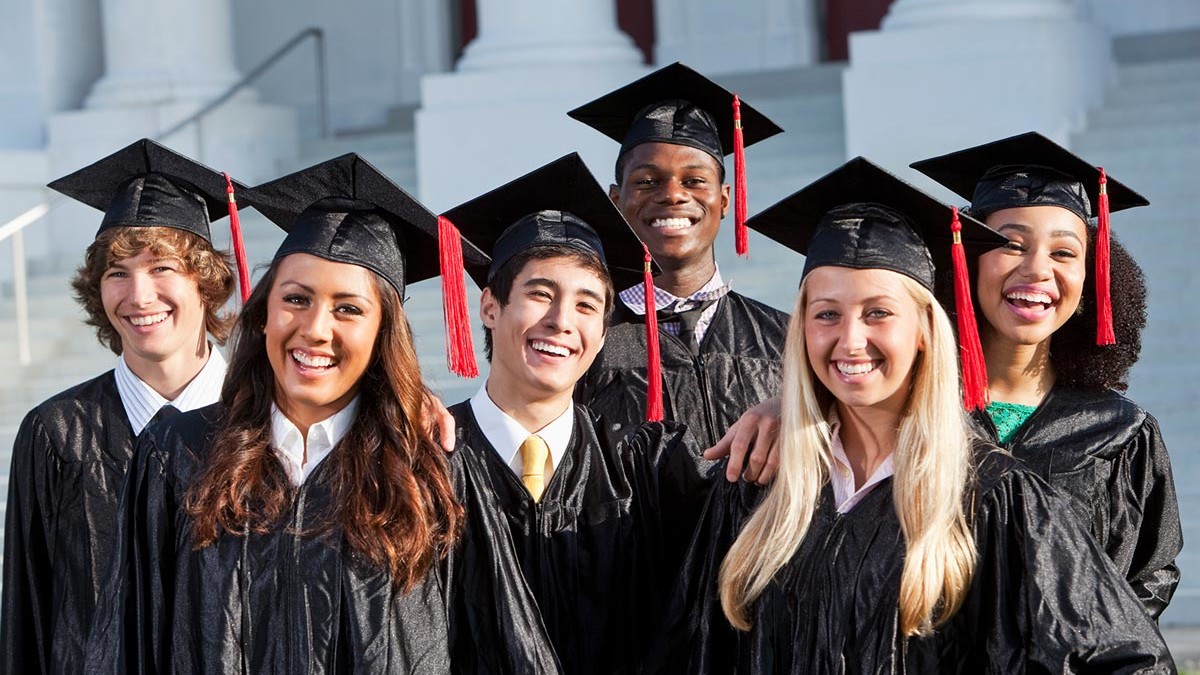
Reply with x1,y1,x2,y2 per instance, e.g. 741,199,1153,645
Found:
84,154,487,674
913,131,1181,620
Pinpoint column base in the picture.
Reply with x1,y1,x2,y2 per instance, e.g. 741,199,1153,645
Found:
415,63,649,211
843,17,1112,187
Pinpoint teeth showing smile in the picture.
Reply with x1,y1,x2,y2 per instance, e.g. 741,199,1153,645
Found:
292,350,336,368
836,361,877,376
531,340,570,357
1006,290,1053,307
128,312,169,327
650,217,692,230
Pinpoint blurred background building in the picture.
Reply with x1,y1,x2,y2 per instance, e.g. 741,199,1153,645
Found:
1,0,1198,624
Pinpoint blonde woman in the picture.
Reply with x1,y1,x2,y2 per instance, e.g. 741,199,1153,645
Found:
652,158,1171,674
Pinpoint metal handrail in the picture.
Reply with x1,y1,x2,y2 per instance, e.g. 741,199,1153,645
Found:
1,27,328,366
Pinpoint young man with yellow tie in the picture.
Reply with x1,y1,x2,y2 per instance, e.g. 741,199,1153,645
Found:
439,154,696,675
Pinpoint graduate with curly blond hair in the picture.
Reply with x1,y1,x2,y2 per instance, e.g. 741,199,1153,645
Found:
1,139,239,675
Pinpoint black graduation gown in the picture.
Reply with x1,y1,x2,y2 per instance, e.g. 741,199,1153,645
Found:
1,372,135,675
444,402,693,675
576,291,788,450
655,446,1175,674
84,404,452,675
972,386,1181,619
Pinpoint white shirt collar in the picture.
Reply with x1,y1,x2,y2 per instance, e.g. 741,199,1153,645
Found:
270,395,360,486
827,407,895,514
114,347,228,435
469,383,573,478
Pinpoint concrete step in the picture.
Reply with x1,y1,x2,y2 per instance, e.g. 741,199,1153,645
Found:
1088,96,1200,129
1074,119,1200,153
1116,58,1200,87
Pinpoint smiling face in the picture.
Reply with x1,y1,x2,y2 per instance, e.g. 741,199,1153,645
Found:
803,266,925,417
976,205,1088,349
265,253,383,431
610,142,730,274
100,248,208,372
481,255,607,408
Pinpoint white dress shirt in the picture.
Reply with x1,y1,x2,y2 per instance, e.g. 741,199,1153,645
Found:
114,347,228,435
827,408,896,514
270,396,360,486
469,384,573,481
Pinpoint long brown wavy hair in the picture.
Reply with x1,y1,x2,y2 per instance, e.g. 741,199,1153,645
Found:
185,259,463,589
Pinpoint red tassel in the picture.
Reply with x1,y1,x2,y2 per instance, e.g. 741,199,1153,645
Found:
224,173,251,303
732,95,749,258
1094,168,1116,346
438,215,479,378
642,244,664,422
950,207,989,411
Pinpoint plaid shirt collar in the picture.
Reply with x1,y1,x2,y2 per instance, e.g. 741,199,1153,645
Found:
618,263,731,315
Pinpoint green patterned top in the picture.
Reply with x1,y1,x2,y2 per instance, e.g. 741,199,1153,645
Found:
986,401,1038,444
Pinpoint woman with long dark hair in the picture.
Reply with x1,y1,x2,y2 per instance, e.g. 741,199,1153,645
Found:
84,154,486,674
652,158,1171,673
912,131,1181,619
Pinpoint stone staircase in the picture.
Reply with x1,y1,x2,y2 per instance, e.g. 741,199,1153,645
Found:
1072,29,1200,626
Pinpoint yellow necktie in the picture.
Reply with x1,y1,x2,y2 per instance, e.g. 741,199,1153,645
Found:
519,435,550,502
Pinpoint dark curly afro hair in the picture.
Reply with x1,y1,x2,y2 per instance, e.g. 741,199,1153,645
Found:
936,226,1146,392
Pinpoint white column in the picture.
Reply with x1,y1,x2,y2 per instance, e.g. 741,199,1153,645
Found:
85,0,243,108
396,0,456,105
457,0,641,71
416,0,646,211
655,0,818,75
46,0,298,256
842,0,1113,190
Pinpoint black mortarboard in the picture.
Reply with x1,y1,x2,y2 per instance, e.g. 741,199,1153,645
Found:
747,157,1008,410
909,131,1149,221
567,62,782,167
443,152,670,421
47,138,241,242
243,154,488,377
441,153,649,290
910,131,1148,346
568,62,784,256
745,157,1006,290
242,153,485,297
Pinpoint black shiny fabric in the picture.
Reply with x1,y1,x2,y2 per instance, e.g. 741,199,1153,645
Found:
652,447,1175,674
1,373,133,675
440,153,648,290
803,204,937,290
566,62,783,162
972,385,1182,619
84,405,452,675
578,292,788,452
445,403,696,675
970,166,1094,221
273,201,417,296
909,131,1150,218
46,138,242,241
745,158,1007,283
487,212,609,281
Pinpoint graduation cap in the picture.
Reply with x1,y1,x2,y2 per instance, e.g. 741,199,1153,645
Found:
442,152,668,421
910,131,1148,346
568,62,784,257
242,153,488,377
48,138,254,299
746,157,1009,410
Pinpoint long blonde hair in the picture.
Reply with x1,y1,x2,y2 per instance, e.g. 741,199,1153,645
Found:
719,273,977,636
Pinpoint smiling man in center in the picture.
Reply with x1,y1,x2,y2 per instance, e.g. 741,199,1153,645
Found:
439,154,699,675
